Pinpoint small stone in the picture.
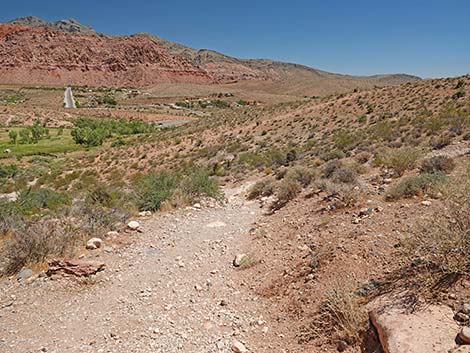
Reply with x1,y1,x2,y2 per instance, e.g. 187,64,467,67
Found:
337,340,348,352
107,231,119,237
352,217,360,224
233,254,248,267
421,200,432,206
139,211,152,217
455,312,470,322
193,203,201,209
86,238,103,250
219,299,228,306
459,327,470,344
232,340,248,353
359,208,374,217
17,268,33,281
462,303,470,315
127,221,140,231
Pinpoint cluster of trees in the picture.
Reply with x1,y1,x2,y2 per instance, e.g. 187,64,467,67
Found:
71,118,154,147
9,121,49,145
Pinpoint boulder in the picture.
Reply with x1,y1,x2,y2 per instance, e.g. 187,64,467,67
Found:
370,305,470,353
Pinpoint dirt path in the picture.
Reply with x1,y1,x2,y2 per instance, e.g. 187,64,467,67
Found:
0,188,289,353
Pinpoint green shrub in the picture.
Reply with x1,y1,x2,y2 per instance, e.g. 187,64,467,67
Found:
134,171,179,211
17,188,71,214
179,168,220,201
385,172,448,201
0,164,18,178
379,147,422,176
8,130,17,144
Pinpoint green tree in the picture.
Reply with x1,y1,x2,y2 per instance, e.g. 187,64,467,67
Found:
8,130,17,145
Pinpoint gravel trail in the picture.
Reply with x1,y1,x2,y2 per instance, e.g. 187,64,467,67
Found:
0,189,284,353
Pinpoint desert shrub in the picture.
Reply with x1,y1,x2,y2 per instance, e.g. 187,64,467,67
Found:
333,129,356,151
179,168,221,202
420,156,455,174
378,147,422,176
313,285,366,344
134,171,179,211
321,149,345,161
2,219,82,275
355,151,372,164
429,134,452,150
133,167,220,211
17,188,71,214
333,166,358,184
385,172,448,201
284,165,315,187
271,177,302,210
405,175,470,287
76,187,131,232
0,199,23,236
323,160,343,179
247,177,276,200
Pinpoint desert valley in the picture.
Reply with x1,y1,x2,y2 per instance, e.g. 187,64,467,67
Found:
0,13,469,353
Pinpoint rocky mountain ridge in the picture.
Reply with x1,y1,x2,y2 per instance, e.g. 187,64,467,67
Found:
0,17,421,91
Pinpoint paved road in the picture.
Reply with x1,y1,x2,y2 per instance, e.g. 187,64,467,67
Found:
64,87,76,109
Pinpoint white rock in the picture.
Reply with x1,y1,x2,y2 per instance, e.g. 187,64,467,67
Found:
86,238,103,250
193,203,201,209
421,200,432,206
139,211,152,217
107,231,119,237
206,221,226,228
233,254,248,267
127,221,140,231
232,340,248,353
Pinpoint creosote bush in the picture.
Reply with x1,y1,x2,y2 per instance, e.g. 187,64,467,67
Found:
134,167,220,212
385,172,448,201
376,147,422,177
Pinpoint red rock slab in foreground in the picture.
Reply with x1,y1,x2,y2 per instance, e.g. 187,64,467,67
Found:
47,259,105,277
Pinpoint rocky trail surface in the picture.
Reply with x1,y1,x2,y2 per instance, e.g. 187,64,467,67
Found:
0,188,287,353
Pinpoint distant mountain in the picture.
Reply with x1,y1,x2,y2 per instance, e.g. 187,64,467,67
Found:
0,17,420,93
8,16,95,34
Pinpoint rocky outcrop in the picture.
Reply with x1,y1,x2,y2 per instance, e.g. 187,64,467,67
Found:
9,16,95,34
370,305,470,353
0,25,213,87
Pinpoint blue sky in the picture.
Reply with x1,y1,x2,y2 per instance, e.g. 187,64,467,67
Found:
1,0,468,78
